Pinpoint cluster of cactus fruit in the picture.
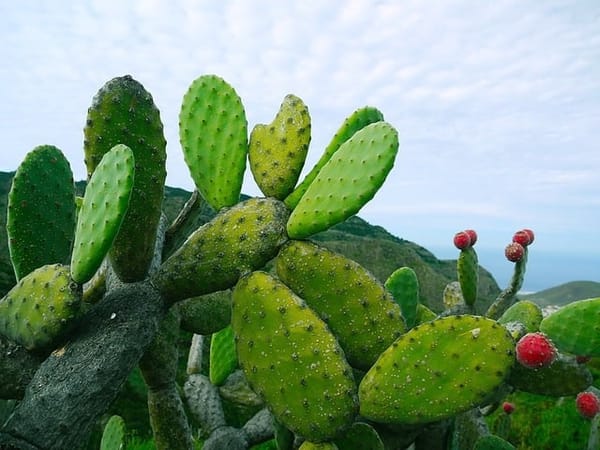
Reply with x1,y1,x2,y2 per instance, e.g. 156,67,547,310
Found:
0,73,598,450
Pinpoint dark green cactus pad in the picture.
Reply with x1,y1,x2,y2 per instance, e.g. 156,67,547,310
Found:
152,197,289,304
540,297,600,356
385,267,419,329
179,74,248,211
498,300,542,333
0,263,81,351
70,144,135,284
508,354,593,396
298,442,339,450
333,422,384,450
210,325,238,386
100,415,126,450
457,247,478,306
178,290,232,335
285,106,384,209
232,271,358,443
249,94,311,199
359,315,514,425
7,145,76,280
286,121,398,239
84,75,167,282
473,434,515,450
276,240,405,370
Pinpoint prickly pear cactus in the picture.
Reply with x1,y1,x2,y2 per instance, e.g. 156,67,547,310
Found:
100,415,126,450
298,442,339,450
286,121,398,239
84,74,167,282
210,324,238,386
385,267,419,329
232,271,358,442
359,315,515,424
276,240,405,370
0,263,81,351
249,94,311,199
7,145,76,280
179,74,248,211
498,300,543,334
333,422,384,450
457,246,478,306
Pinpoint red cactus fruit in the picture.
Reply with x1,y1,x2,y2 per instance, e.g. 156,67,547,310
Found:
464,229,478,246
512,230,531,247
453,231,471,250
576,391,600,419
522,228,535,244
505,242,524,262
502,402,515,414
515,332,557,369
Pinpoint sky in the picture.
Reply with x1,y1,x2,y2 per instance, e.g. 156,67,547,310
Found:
0,1,599,292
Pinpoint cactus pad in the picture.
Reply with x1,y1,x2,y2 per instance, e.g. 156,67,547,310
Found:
540,297,600,356
210,325,238,386
276,240,405,370
359,315,514,424
385,267,419,329
498,300,543,334
298,442,339,450
232,271,358,442
286,121,398,238
71,144,135,284
0,264,81,351
7,145,76,280
152,197,289,304
84,75,167,282
249,94,311,199
457,247,478,306
179,74,248,211
473,434,515,450
100,415,126,450
285,106,384,209
333,422,384,450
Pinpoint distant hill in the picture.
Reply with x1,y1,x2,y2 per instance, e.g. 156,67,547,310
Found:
522,281,600,307
0,171,503,312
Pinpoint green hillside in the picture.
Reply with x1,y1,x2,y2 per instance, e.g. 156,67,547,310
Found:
522,280,600,307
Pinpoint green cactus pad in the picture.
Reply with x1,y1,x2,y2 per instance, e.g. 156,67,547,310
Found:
498,300,543,333
179,74,248,211
100,415,126,450
232,271,358,442
210,325,238,386
333,422,384,450
359,315,514,425
276,240,405,370
0,263,81,351
385,267,419,329
249,94,311,200
84,75,167,282
457,247,478,306
473,434,515,450
284,106,384,209
152,197,289,304
508,354,593,396
286,121,398,239
7,145,76,280
71,145,135,284
298,442,339,450
415,303,437,325
540,297,600,356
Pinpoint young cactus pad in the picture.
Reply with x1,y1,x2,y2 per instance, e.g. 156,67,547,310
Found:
179,74,248,211
457,246,479,306
232,271,358,442
359,315,515,424
385,267,419,329
7,145,76,280
286,121,398,239
84,75,167,282
0,264,81,351
152,197,289,304
70,144,135,284
209,325,238,386
275,240,405,370
540,297,600,356
100,415,127,450
284,106,384,209
498,300,543,334
249,94,311,200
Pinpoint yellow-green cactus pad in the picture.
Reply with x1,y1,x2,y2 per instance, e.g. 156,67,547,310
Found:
498,300,543,334
232,271,358,442
359,315,514,425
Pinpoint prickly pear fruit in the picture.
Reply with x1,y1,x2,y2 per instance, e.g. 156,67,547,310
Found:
84,75,167,282
540,297,600,356
7,145,76,280
515,332,556,369
385,267,419,329
179,74,248,211
359,315,514,424
453,231,471,250
152,197,289,304
333,421,384,450
249,94,311,199
457,246,478,306
285,106,384,209
276,240,405,370
0,264,81,351
286,121,398,239
210,325,238,386
100,415,127,450
71,144,135,284
232,271,358,442
576,391,600,419
504,243,524,262
498,300,543,334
